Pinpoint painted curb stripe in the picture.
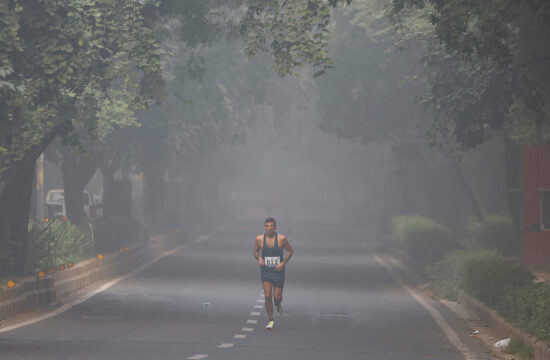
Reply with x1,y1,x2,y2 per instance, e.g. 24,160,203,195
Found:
373,254,479,360
0,233,216,334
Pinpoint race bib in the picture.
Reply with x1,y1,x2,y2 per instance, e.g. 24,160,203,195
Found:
264,256,280,267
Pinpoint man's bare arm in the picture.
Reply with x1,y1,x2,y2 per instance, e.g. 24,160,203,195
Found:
254,236,264,266
274,235,293,271
281,235,293,264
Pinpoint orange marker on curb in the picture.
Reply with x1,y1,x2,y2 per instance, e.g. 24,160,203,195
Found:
7,280,15,288
38,271,45,278
97,254,103,259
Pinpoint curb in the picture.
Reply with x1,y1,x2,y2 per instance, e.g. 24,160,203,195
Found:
458,290,550,360
383,244,550,359
0,224,205,323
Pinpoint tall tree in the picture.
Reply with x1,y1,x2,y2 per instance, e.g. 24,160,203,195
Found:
389,0,550,148
0,0,162,274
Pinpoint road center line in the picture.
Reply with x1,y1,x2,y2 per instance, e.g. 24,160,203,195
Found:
242,328,254,331
188,355,208,359
373,254,478,360
246,319,258,324
233,334,247,339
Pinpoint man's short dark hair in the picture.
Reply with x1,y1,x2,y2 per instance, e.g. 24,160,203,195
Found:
265,217,276,225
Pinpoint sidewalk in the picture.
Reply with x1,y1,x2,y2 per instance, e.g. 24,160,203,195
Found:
441,298,521,360
385,246,550,360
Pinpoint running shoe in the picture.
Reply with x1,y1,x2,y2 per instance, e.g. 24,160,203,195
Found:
265,320,275,330
276,303,283,314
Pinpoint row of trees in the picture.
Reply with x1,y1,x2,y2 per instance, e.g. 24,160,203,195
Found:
3,0,548,273
313,0,550,232
0,0,350,275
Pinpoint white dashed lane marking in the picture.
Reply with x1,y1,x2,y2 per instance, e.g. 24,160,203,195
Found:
257,299,264,303
254,305,263,308
233,334,247,339
242,328,254,332
217,343,234,348
246,319,258,324
250,312,261,316
188,355,208,359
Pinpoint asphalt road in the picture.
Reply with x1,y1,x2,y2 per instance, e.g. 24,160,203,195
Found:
0,221,496,360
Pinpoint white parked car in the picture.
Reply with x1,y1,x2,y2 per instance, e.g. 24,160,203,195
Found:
45,189,98,220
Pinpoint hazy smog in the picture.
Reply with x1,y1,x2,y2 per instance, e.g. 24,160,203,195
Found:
1,1,548,359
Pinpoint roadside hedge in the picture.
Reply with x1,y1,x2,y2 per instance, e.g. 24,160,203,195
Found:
26,218,95,274
504,283,550,343
467,215,517,255
427,250,550,344
461,252,534,309
391,215,457,267
426,250,482,300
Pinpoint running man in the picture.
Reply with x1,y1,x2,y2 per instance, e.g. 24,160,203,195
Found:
254,217,293,330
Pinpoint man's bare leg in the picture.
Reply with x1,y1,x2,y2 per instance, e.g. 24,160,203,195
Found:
262,282,274,320
274,286,283,310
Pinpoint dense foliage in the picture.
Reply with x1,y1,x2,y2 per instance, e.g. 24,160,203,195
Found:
466,215,516,255
389,0,550,148
391,215,457,266
427,250,550,344
0,0,348,274
26,218,95,275
0,0,162,176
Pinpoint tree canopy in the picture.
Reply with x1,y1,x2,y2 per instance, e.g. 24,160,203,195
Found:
389,0,550,148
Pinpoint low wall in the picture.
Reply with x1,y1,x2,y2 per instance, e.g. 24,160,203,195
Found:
458,290,550,360
0,224,205,323
0,277,55,321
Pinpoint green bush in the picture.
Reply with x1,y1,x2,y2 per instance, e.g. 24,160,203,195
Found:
428,250,550,345
426,250,486,300
504,283,550,344
392,215,457,266
467,215,517,255
462,252,534,309
505,338,534,359
26,218,95,273
0,247,14,278
427,251,534,304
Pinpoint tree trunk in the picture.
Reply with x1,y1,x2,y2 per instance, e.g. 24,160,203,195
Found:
0,159,36,275
448,158,487,221
100,161,116,218
0,130,57,275
142,159,165,230
61,150,100,223
100,152,131,218
503,136,522,234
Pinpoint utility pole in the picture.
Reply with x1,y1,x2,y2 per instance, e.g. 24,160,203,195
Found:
36,153,45,223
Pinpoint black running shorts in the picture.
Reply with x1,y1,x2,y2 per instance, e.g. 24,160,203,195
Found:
261,276,284,288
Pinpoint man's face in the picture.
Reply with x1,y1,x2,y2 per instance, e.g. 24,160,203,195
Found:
264,221,276,236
